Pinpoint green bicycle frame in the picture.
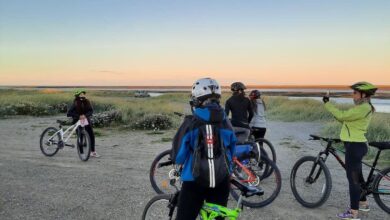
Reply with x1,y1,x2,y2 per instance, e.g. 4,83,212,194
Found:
199,202,241,220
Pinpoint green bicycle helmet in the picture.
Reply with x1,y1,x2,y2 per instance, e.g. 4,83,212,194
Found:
74,89,86,97
350,82,378,96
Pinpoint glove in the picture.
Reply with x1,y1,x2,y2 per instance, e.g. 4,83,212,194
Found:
323,96,329,103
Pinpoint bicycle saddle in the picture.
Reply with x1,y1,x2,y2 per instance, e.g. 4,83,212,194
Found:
369,141,390,150
231,178,264,197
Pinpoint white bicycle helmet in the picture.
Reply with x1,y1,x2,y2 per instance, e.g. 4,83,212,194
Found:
191,78,221,106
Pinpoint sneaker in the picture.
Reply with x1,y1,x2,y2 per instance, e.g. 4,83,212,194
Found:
90,151,101,158
337,209,360,220
359,204,370,212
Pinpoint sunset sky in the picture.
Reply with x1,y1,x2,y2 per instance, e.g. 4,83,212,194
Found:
0,0,389,86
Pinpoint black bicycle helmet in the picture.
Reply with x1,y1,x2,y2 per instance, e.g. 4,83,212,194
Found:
350,81,378,96
249,90,261,99
230,82,247,91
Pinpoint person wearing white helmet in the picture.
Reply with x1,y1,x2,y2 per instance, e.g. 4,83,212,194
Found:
172,78,236,220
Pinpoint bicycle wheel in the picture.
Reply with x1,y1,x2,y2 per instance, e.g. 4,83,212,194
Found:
230,155,282,208
142,194,178,220
150,149,181,194
290,156,332,208
254,138,276,163
39,127,61,156
76,128,91,161
373,167,390,213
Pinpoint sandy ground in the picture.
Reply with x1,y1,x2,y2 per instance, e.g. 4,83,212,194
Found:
0,116,388,220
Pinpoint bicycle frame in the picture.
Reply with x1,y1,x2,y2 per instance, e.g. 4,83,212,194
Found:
200,201,241,220
233,157,258,184
48,120,82,145
312,138,390,195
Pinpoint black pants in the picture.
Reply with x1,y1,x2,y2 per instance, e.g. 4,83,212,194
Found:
175,177,230,220
251,127,266,139
345,142,368,210
84,125,96,152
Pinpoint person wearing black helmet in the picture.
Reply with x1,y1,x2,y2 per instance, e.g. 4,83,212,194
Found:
249,90,267,139
323,82,378,220
67,89,100,158
225,82,253,143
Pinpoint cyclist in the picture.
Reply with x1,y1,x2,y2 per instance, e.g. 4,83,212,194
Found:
174,78,236,220
225,82,253,143
67,89,100,158
249,90,267,139
323,82,377,220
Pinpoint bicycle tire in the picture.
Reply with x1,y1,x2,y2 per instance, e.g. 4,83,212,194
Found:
373,167,390,214
39,127,61,157
230,154,282,208
150,149,181,194
142,194,177,220
76,128,91,161
254,138,276,163
290,156,332,208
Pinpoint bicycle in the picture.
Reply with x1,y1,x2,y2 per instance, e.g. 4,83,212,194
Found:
234,129,276,163
142,178,264,220
39,119,91,161
150,148,281,208
290,134,390,213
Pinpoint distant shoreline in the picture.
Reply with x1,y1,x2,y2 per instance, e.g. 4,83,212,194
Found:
1,85,390,90
1,85,390,99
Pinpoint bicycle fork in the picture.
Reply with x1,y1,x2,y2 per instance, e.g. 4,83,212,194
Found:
306,154,328,184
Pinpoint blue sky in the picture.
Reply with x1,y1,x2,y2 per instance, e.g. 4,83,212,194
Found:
1,0,389,85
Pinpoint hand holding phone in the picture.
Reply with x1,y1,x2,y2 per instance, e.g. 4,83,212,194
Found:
323,90,330,103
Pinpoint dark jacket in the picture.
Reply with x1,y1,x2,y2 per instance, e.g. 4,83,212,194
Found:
67,97,93,123
225,94,253,129
174,103,236,182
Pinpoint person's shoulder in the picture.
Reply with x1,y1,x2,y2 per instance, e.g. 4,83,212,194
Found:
226,96,234,102
358,102,372,111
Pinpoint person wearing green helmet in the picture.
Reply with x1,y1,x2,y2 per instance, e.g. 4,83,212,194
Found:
323,82,377,220
67,89,100,158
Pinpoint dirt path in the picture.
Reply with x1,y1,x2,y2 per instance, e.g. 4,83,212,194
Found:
0,116,388,219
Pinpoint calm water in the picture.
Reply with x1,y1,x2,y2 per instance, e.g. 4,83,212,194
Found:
289,97,390,113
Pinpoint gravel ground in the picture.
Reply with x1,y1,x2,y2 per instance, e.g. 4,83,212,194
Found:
0,116,388,220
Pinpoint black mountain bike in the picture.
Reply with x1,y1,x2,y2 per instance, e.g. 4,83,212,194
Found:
290,134,390,213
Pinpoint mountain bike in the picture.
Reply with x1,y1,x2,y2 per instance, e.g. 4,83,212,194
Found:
150,148,281,208
142,178,264,220
290,134,390,213
39,119,91,161
235,130,276,163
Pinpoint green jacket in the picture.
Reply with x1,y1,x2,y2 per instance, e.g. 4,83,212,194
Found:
324,102,372,142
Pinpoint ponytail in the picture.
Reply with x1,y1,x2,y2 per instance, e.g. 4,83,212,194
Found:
368,101,375,113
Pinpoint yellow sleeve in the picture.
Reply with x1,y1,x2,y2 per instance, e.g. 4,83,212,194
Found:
324,102,370,122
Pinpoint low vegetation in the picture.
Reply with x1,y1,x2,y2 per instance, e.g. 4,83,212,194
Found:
1,89,389,161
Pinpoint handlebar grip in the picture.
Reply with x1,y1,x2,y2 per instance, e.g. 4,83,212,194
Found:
309,134,321,140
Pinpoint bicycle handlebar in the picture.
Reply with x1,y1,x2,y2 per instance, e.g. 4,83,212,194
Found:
309,134,341,143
